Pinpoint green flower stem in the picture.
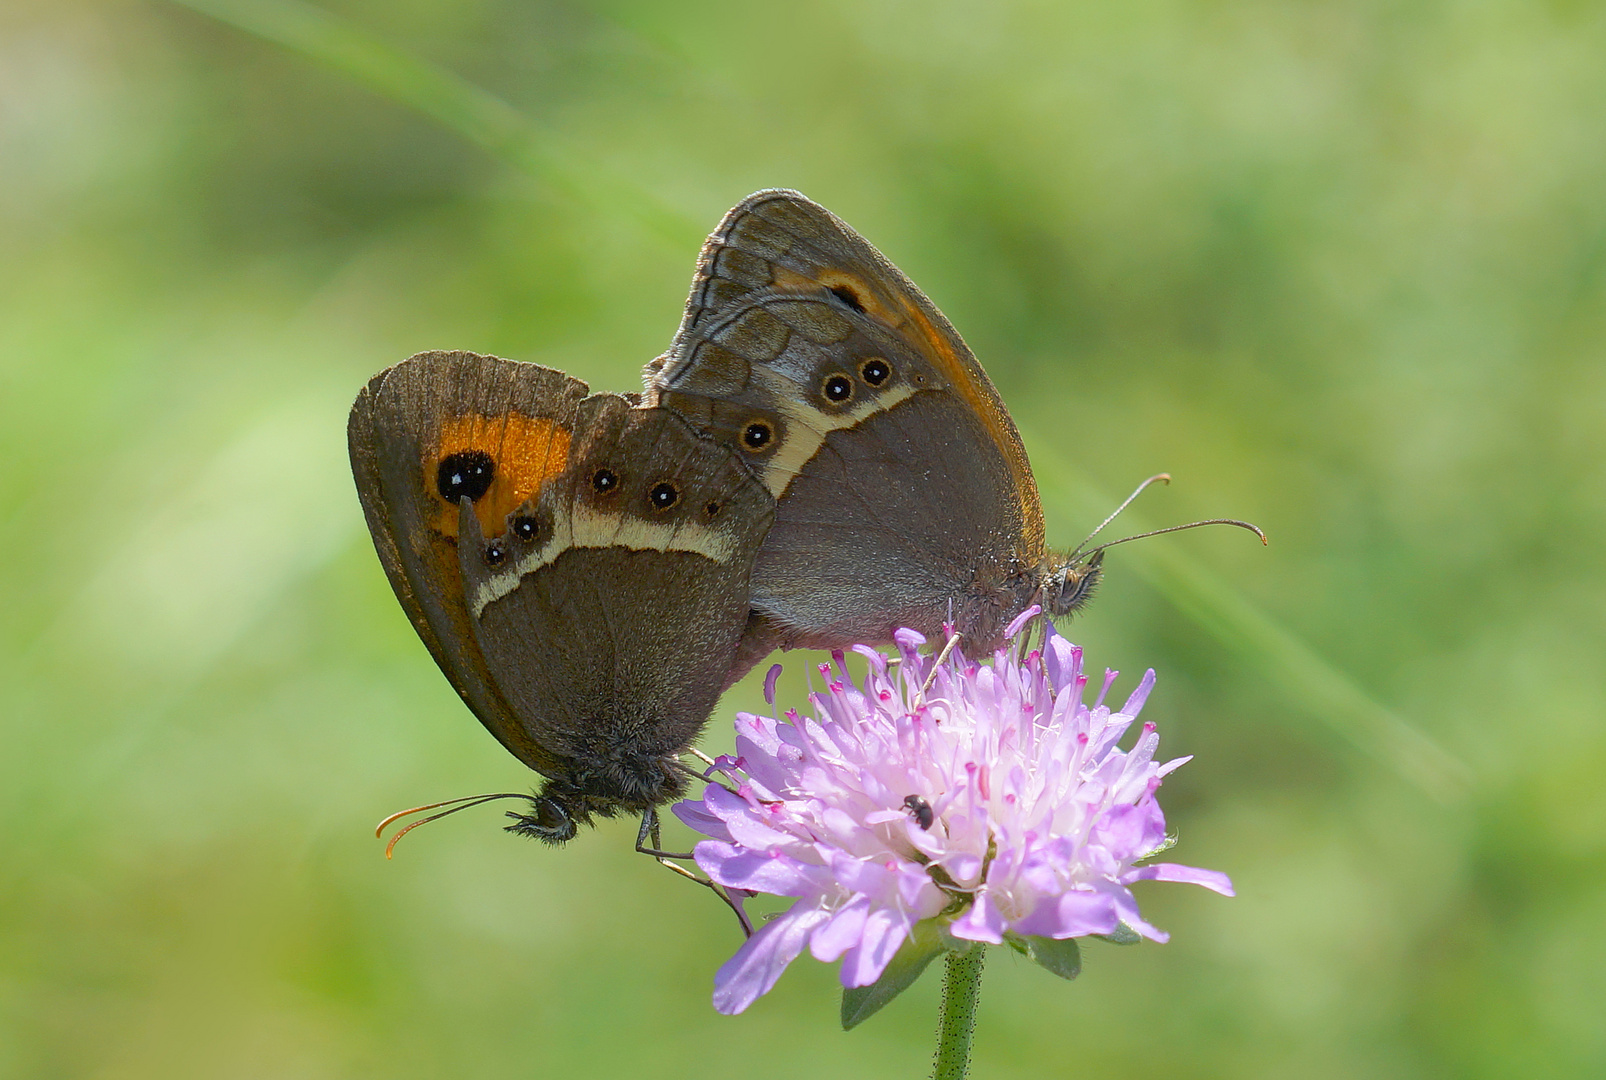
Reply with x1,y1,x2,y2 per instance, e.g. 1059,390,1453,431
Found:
932,946,985,1080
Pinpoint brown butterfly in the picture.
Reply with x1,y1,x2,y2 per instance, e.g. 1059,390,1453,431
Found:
645,190,1100,685
350,354,773,842
350,191,1104,844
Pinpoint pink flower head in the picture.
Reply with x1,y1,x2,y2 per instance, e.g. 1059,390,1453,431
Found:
673,612,1233,1015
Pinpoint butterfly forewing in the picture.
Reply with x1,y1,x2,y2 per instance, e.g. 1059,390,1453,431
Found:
350,351,772,811
349,351,587,776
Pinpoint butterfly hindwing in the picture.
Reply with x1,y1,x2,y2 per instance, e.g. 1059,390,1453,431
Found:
647,191,1051,677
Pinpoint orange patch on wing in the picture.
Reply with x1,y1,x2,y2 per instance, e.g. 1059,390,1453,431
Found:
772,267,889,319
430,413,571,540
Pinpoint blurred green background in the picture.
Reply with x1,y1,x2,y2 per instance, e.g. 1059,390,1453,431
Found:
3,0,1603,1076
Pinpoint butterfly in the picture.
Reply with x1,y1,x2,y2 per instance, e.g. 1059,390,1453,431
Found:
644,190,1099,685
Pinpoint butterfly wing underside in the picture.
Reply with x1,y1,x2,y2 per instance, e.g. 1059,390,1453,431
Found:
647,190,1050,677
452,395,773,785
350,350,772,797
350,351,583,776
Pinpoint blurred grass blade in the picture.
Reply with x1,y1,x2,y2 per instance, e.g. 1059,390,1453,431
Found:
1029,439,1473,803
167,0,701,246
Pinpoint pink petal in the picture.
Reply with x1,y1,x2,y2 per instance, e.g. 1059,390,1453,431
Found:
1110,886,1169,942
809,896,870,962
1093,801,1167,861
670,793,733,842
1043,632,1082,693
1156,754,1192,779
1128,863,1235,896
1003,604,1042,640
839,905,913,987
694,782,757,821
940,852,985,888
1012,888,1120,939
949,891,1008,944
1120,668,1157,716
695,842,826,895
851,644,889,677
718,810,801,855
712,903,833,1014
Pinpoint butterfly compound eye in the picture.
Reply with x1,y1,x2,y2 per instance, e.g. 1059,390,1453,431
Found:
437,450,496,503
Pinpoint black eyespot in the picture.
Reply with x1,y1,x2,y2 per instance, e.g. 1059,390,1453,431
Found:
484,541,506,567
742,421,773,451
861,357,891,386
828,284,866,313
822,374,854,403
592,469,618,493
437,450,495,503
705,501,722,518
903,794,934,831
511,515,539,542
649,482,679,510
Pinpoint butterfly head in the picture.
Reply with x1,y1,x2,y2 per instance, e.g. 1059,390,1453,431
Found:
503,750,692,845
502,794,580,844
1040,548,1103,619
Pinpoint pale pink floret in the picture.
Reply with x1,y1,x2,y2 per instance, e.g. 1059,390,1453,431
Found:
673,615,1232,1014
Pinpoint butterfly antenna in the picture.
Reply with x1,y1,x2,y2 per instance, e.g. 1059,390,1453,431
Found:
1067,473,1172,563
376,793,534,859
1086,517,1268,559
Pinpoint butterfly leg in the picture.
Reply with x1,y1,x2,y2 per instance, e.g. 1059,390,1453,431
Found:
635,808,754,937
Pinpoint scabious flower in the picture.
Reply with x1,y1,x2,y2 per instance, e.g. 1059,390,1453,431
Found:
673,609,1233,1015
